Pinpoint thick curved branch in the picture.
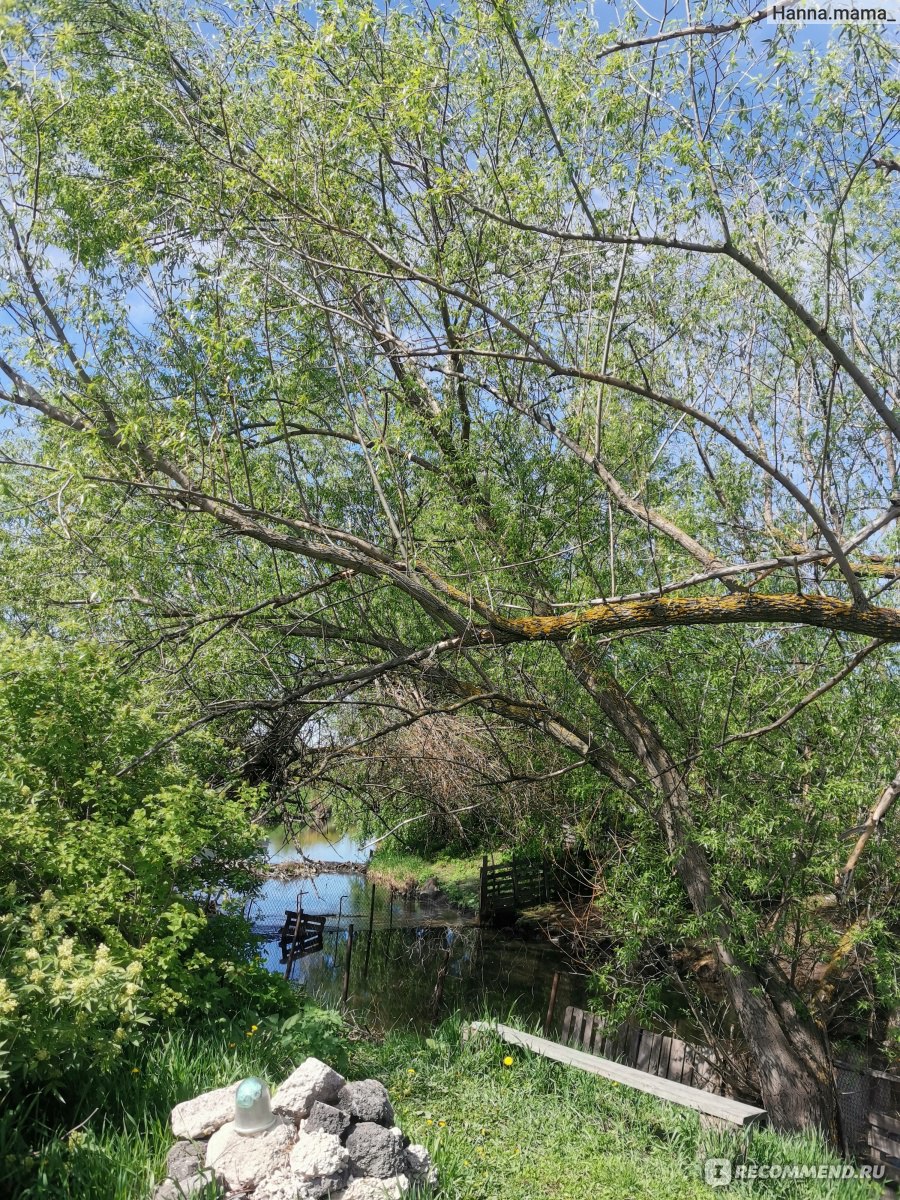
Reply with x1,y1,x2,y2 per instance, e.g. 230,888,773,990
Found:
479,592,900,643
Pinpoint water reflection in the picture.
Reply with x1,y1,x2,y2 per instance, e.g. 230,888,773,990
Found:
302,926,589,1031
249,827,588,1032
265,824,372,865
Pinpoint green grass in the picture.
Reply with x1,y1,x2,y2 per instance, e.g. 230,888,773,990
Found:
358,1018,882,1200
368,846,509,911
0,1024,305,1200
1,1015,883,1199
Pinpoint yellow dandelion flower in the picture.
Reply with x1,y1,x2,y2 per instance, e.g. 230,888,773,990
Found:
438,1120,446,1127
426,1119,433,1126
407,1068,416,1075
502,1055,513,1067
131,1068,140,1074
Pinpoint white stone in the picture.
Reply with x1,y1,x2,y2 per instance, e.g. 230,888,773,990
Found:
252,1167,303,1200
205,1117,294,1191
338,1176,409,1200
290,1130,350,1180
171,1083,238,1140
404,1144,437,1186
274,1058,346,1120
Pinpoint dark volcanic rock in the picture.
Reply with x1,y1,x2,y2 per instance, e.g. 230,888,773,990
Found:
344,1122,406,1179
165,1140,207,1182
305,1100,352,1139
336,1079,394,1126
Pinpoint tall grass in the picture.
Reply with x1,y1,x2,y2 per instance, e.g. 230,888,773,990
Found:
357,1016,883,1200
368,846,504,910
1,1014,883,1199
0,1027,297,1199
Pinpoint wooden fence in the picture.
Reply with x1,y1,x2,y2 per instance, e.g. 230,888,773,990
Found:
561,1006,725,1093
479,856,550,921
478,852,590,923
562,1006,900,1173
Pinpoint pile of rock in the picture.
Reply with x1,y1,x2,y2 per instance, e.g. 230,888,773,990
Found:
155,1058,436,1200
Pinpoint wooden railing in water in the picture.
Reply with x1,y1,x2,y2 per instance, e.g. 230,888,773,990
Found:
279,910,326,978
478,852,590,923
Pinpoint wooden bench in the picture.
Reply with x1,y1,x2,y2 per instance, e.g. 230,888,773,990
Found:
465,1020,767,1128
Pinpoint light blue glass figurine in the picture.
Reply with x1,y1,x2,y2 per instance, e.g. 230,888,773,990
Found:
233,1076,276,1135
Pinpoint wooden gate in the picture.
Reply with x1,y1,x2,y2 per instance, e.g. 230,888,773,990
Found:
479,856,550,922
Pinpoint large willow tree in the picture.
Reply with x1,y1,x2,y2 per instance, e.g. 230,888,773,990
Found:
1,0,898,1137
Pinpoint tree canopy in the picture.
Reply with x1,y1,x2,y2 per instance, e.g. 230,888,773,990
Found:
0,0,898,1138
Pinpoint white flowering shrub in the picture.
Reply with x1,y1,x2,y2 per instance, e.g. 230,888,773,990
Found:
0,894,153,1080
0,638,284,1087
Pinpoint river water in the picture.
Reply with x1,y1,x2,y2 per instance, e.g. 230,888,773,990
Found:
248,827,588,1031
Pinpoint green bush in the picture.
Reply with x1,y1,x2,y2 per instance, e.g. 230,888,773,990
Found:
0,636,289,1087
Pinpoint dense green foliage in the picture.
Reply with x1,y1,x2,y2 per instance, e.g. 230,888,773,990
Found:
0,637,288,1086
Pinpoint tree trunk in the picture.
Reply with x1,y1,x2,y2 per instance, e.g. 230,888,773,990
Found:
563,646,842,1141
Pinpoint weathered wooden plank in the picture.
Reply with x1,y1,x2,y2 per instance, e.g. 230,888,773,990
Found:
571,1009,585,1051
560,1005,576,1047
654,1035,672,1081
612,1022,630,1063
465,1022,767,1128
692,1052,718,1093
635,1031,654,1073
626,1025,642,1069
835,1061,900,1083
681,1044,696,1088
868,1129,900,1158
572,1008,587,1050
643,1027,662,1075
668,1039,686,1085
871,1111,900,1137
582,1013,595,1055
688,1045,702,1088
592,1020,607,1058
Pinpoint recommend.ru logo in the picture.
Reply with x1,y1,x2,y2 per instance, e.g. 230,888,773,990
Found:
703,1159,886,1187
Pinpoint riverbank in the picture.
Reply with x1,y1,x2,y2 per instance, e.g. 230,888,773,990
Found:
367,846,508,912
1,1015,877,1199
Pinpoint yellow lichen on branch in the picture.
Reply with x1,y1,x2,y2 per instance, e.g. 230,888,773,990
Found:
476,593,900,643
